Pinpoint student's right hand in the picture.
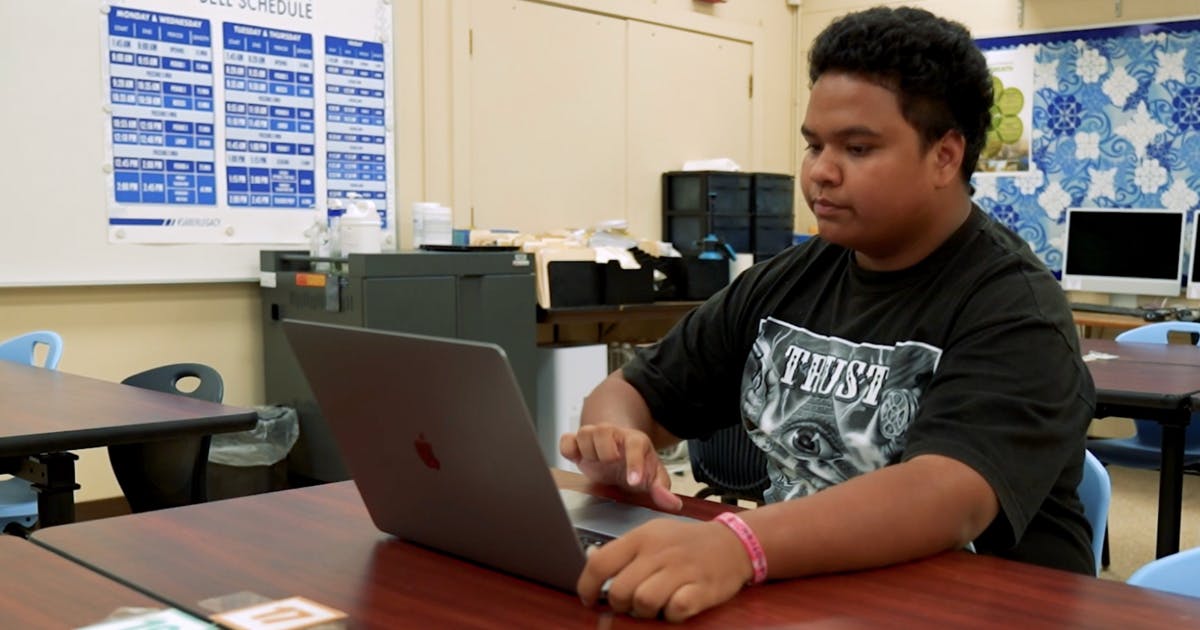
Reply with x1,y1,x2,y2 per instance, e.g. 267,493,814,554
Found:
560,424,683,512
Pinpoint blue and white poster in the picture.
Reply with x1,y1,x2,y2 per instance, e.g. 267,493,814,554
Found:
222,23,316,211
325,36,389,223
974,19,1200,275
100,0,394,245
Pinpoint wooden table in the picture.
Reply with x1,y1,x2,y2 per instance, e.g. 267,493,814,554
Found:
32,473,1200,628
538,301,701,343
1082,338,1200,558
0,535,172,628
1072,310,1148,337
540,305,1139,344
1085,337,1200,367
0,361,257,526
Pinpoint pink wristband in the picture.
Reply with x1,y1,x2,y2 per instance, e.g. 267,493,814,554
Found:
714,512,768,585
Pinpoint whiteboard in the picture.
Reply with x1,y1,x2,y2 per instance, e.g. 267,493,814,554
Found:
0,0,392,286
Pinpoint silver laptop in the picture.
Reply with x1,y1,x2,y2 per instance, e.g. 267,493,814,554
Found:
282,319,694,592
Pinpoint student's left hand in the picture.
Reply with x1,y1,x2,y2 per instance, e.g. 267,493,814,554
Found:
577,517,755,622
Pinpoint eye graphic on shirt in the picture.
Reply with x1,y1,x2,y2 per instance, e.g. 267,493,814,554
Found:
740,319,942,503
789,421,843,459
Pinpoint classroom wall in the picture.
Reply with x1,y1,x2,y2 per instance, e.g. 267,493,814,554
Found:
0,0,798,502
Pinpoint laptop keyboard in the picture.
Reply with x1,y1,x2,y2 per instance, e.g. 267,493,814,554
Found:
576,529,613,550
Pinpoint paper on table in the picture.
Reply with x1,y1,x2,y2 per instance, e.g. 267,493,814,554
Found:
1082,351,1119,362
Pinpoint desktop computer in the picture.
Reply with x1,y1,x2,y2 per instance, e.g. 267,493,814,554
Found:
1061,207,1185,308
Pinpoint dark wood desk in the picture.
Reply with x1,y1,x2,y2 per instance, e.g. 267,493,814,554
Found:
537,301,703,326
1085,337,1200,367
541,305,1140,344
33,474,1200,628
0,535,169,627
538,301,701,344
1082,338,1200,558
0,361,257,527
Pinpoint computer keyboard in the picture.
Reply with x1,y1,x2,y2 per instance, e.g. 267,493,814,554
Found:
1069,303,1178,322
1069,302,1145,316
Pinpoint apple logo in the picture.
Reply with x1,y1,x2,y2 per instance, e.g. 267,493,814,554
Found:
414,433,440,470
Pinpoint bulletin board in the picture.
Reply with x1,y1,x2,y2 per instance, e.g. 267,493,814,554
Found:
0,0,393,286
973,17,1200,275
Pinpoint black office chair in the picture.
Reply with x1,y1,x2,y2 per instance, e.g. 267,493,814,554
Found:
688,423,769,505
108,363,223,513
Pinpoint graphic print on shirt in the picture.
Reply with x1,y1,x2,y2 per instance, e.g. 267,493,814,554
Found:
741,318,942,502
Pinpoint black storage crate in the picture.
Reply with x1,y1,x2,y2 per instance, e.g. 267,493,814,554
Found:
663,171,795,258
752,173,795,260
753,173,795,216
754,215,794,258
712,215,752,253
664,171,752,214
663,171,753,255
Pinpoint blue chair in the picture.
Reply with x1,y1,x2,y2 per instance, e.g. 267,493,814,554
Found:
1087,322,1200,566
1078,450,1110,576
0,330,63,370
1128,546,1200,598
0,330,65,533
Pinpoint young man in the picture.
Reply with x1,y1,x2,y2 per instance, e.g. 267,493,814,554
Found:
560,6,1096,623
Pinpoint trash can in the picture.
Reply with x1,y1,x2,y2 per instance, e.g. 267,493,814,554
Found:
207,405,300,500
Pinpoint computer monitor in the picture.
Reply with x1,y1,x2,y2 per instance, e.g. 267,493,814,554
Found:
1060,207,1185,298
1187,212,1200,299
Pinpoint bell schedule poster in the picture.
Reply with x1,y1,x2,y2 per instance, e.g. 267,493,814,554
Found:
101,0,394,244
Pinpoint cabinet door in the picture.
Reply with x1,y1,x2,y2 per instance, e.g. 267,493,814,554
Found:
362,277,457,337
457,273,538,418
627,21,753,240
466,1,754,239
468,0,626,233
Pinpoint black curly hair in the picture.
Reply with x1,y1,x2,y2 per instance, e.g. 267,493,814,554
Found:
808,6,993,186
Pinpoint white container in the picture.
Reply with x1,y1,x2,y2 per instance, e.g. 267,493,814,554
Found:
411,202,441,247
422,205,453,246
338,199,383,255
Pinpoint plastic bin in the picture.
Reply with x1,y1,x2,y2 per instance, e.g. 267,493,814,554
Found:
206,405,300,500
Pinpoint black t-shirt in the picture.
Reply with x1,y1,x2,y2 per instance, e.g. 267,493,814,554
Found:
623,206,1097,575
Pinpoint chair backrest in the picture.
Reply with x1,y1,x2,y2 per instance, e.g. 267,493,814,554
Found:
1115,321,1200,345
1115,323,1200,449
688,424,769,504
0,331,63,369
1128,545,1200,598
1078,450,1111,575
109,363,224,512
121,363,223,402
